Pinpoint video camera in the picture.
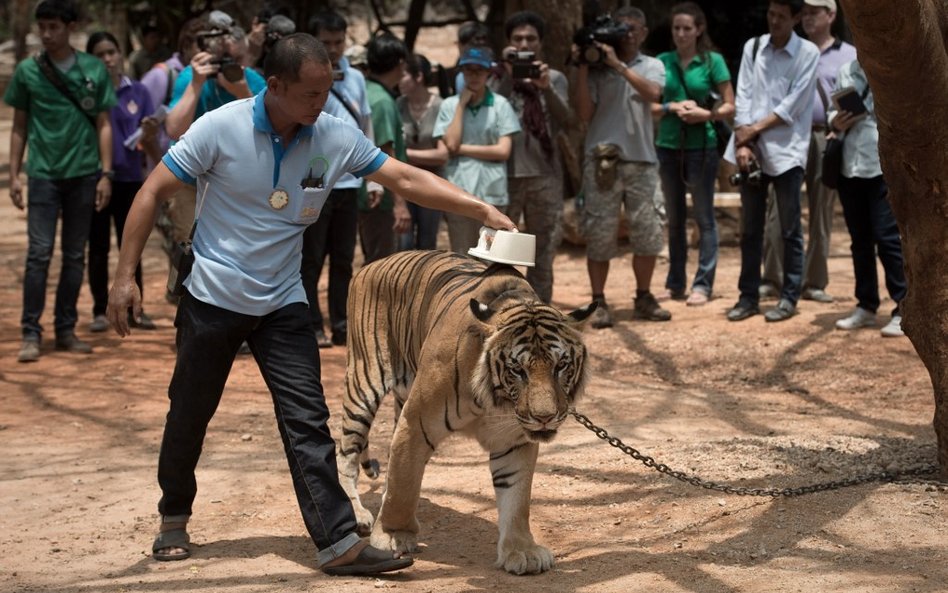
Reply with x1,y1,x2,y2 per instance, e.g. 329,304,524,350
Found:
503,49,541,80
572,15,629,66
196,29,244,83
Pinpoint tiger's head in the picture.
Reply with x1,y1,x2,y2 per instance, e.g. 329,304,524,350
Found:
469,298,597,443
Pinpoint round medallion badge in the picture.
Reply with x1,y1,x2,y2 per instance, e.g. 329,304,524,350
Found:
268,189,290,210
79,96,95,110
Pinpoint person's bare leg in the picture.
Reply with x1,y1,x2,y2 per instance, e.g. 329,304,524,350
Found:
587,259,610,298
632,255,656,293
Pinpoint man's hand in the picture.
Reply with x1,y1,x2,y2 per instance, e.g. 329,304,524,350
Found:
832,110,858,132
140,116,159,142
532,62,551,90
483,205,517,232
367,190,382,209
9,175,24,210
735,146,755,171
678,104,713,125
190,51,220,86
734,125,759,148
598,42,622,72
392,200,411,234
95,176,112,212
458,88,475,108
107,275,141,337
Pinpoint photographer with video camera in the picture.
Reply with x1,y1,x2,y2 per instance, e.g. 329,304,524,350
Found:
491,11,572,304
573,7,670,328
723,0,819,323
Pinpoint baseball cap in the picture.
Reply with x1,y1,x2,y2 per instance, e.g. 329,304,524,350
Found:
267,15,296,37
458,46,494,69
804,0,837,10
208,10,234,32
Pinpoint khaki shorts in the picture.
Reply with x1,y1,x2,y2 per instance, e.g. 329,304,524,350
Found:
582,159,663,260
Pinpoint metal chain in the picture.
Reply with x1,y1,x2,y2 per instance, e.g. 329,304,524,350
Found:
571,410,940,497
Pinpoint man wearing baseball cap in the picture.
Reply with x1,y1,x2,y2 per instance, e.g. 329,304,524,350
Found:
761,0,856,305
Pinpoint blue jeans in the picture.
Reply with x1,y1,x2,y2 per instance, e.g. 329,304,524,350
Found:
397,202,442,251
300,188,358,337
737,167,805,306
159,292,359,557
22,175,97,339
658,147,719,295
837,175,906,316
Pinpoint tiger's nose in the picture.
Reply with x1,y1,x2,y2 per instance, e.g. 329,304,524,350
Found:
532,413,556,426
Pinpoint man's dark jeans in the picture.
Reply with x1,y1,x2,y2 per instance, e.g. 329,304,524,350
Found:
22,175,97,339
158,292,358,551
300,189,357,339
737,166,805,306
837,175,906,316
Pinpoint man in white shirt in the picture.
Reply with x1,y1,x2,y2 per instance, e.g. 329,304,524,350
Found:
724,0,819,323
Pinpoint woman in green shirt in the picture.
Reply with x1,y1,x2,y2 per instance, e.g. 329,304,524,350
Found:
654,2,734,306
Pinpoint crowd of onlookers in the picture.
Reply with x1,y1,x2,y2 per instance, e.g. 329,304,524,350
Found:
7,0,907,363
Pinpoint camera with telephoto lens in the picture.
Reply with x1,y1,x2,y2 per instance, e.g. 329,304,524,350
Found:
505,49,541,80
729,160,763,187
196,30,244,83
572,15,629,66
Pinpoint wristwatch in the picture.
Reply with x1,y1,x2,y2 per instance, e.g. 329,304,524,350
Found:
102,170,115,181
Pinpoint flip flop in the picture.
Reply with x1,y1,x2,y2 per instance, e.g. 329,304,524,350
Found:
321,544,413,576
153,515,191,561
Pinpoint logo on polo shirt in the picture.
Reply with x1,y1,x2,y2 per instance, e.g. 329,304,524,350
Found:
268,188,289,210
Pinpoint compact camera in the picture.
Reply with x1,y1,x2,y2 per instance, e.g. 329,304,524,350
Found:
197,30,244,83
572,15,629,65
729,160,763,187
506,50,541,80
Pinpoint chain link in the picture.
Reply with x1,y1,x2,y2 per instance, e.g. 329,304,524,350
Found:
571,410,940,497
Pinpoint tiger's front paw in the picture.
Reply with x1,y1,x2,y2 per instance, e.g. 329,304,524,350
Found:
496,542,555,575
352,503,375,536
370,523,420,555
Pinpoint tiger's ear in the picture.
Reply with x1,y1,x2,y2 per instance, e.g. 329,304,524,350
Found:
470,298,494,323
567,301,598,324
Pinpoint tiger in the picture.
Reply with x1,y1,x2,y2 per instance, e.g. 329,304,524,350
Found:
335,250,595,575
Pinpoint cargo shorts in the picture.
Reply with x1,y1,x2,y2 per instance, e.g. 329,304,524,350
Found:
582,157,663,261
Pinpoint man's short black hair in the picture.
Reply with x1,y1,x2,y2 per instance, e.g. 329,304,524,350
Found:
309,11,347,35
35,0,80,24
264,33,331,82
505,11,546,41
771,0,806,16
366,33,407,76
457,21,489,46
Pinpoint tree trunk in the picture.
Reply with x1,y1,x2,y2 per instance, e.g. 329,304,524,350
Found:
12,0,32,62
840,0,948,476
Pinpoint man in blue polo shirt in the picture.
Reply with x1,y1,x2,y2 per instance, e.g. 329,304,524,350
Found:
106,34,514,576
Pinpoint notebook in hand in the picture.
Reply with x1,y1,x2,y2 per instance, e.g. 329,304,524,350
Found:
831,86,868,122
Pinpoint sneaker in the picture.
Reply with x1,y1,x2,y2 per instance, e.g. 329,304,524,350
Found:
18,338,41,363
89,314,110,333
590,302,614,329
764,299,797,323
835,307,876,330
633,292,672,321
129,311,157,330
880,315,905,338
802,287,834,303
758,283,779,300
55,333,93,354
686,289,709,307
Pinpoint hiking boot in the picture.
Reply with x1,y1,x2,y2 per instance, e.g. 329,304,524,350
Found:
18,337,41,363
633,292,671,321
835,307,876,330
590,303,614,329
55,333,93,354
89,314,109,333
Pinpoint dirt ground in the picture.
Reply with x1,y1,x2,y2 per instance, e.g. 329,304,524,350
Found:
1,102,945,593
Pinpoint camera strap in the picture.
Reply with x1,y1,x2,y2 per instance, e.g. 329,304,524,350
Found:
185,178,211,243
329,87,362,127
34,52,97,129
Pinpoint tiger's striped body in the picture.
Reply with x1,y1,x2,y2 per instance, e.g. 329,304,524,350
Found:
337,250,594,575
